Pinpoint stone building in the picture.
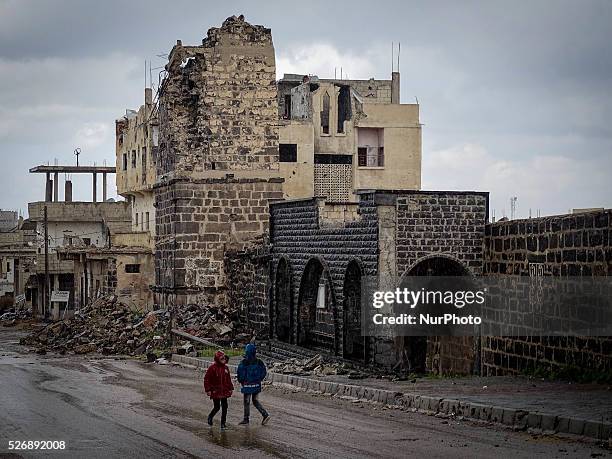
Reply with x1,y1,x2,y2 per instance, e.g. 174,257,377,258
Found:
277,73,421,201
153,15,284,310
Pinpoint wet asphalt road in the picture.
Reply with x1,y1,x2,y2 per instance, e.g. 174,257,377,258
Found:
0,328,608,459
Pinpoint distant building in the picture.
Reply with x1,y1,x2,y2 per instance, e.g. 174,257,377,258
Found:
0,210,18,233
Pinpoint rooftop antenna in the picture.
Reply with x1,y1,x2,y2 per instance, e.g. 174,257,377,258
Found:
397,42,400,72
74,147,81,167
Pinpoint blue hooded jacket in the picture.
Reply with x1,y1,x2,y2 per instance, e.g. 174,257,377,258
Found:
237,344,267,394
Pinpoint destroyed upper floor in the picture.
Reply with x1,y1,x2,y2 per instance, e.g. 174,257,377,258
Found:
115,88,159,196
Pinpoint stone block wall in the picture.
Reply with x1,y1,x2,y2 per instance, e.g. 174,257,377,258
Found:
482,210,612,376
225,242,271,336
154,177,283,308
395,191,489,278
157,15,279,177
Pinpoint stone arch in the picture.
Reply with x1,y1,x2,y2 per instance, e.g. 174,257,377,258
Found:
396,255,472,373
297,257,337,351
274,257,293,343
343,259,368,363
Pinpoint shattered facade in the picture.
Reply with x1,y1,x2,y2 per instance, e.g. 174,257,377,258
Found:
154,16,284,310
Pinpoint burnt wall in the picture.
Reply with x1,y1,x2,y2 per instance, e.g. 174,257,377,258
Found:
483,210,612,376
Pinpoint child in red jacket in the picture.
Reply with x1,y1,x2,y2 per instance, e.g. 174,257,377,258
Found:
204,350,234,430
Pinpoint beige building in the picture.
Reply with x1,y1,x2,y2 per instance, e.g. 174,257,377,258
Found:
115,87,158,245
277,73,421,201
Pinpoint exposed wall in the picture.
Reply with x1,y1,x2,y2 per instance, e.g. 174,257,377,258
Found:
225,243,271,335
482,210,612,376
278,122,314,199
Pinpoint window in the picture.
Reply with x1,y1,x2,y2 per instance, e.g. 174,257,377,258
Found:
122,153,128,171
6,262,10,273
321,92,330,134
283,94,292,119
279,144,297,162
145,212,150,231
135,213,139,230
357,128,384,167
131,150,137,168
337,86,351,133
83,238,91,246
142,146,147,177
140,213,144,231
358,147,384,167
125,264,141,273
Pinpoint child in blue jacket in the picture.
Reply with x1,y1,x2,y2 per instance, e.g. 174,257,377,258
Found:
237,343,270,425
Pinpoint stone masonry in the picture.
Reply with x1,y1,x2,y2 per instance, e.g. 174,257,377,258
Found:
482,210,612,376
154,16,284,309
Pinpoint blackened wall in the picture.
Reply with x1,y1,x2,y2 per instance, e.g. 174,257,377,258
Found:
270,197,378,354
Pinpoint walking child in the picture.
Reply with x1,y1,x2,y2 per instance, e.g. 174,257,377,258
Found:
204,350,234,430
237,343,270,425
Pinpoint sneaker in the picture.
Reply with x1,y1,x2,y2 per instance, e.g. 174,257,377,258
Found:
207,415,213,426
238,419,249,425
220,424,227,431
261,415,271,426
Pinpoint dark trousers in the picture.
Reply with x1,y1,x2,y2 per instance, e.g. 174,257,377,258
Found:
243,392,268,420
209,398,228,425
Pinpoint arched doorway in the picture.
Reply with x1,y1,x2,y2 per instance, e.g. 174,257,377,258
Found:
274,258,293,343
397,256,470,373
297,258,336,351
343,260,368,363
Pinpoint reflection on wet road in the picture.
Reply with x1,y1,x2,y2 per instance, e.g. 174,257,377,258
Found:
0,328,605,458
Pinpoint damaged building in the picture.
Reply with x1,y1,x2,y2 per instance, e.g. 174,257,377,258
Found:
277,72,421,201
153,15,284,310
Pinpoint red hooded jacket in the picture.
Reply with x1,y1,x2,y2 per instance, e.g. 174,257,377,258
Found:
204,351,234,399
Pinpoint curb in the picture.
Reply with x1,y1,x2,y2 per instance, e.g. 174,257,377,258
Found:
171,354,611,442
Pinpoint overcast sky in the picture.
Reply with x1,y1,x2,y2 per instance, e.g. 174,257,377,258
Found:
1,0,611,219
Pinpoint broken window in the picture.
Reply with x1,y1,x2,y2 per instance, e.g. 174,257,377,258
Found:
141,147,147,183
337,86,351,134
83,238,91,246
145,212,150,231
125,264,140,273
279,144,298,162
131,150,137,168
357,128,384,167
321,92,330,135
122,153,128,171
283,94,292,119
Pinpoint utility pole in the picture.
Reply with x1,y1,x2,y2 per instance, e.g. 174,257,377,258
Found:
44,205,50,319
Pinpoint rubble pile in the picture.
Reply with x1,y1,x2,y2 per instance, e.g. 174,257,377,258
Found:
268,354,367,379
0,306,32,326
20,295,171,355
175,304,251,345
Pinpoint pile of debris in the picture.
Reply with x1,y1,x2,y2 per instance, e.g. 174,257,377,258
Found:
20,295,171,355
268,354,368,379
175,303,251,345
0,307,32,326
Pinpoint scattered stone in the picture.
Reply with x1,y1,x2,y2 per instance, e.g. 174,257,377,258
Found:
20,295,171,356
